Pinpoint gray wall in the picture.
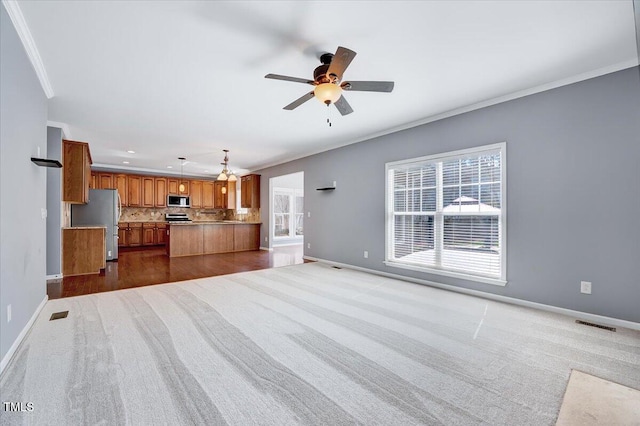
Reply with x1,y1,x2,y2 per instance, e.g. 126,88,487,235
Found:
1,6,48,362
255,66,640,323
46,127,62,276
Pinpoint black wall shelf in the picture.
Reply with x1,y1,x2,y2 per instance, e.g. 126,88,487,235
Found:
31,157,62,168
316,187,336,191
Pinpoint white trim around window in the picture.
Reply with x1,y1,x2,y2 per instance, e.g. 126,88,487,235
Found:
385,142,507,286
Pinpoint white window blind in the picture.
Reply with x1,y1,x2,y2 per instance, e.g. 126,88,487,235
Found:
385,143,506,285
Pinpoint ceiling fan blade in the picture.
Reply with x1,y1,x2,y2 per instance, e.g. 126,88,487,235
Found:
283,91,315,110
327,46,356,81
333,95,353,116
265,74,315,85
342,81,395,93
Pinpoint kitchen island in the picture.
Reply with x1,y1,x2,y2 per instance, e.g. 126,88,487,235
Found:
166,221,261,257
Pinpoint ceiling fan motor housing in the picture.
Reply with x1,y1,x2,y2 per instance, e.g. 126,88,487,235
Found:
313,63,332,84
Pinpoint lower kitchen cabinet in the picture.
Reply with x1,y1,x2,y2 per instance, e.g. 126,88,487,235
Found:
142,223,155,246
156,223,167,245
128,223,143,246
119,222,167,247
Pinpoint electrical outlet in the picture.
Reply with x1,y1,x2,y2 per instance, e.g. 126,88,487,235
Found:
580,281,592,294
307,243,311,249
108,250,112,257
333,181,337,188
41,208,47,219
307,211,311,218
264,237,268,242
7,304,11,323
364,251,368,258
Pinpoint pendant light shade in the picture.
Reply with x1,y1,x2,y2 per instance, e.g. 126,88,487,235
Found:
178,157,186,193
217,149,236,181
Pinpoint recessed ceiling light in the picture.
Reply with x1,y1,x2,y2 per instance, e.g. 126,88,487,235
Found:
127,150,135,154
123,161,130,164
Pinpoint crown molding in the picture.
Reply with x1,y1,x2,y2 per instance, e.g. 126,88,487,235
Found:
46,121,71,139
2,0,54,98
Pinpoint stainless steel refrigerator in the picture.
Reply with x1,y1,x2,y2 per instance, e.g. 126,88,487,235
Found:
71,189,121,261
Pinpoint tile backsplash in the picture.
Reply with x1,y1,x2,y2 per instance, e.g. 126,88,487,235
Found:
120,207,260,223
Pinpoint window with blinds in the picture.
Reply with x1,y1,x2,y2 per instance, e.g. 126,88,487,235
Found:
385,143,506,285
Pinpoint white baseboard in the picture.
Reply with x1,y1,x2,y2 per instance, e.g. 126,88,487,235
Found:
0,295,48,375
305,257,640,332
46,274,62,280
259,246,273,252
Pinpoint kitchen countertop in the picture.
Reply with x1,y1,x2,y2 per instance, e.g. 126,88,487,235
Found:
63,226,107,230
168,221,261,225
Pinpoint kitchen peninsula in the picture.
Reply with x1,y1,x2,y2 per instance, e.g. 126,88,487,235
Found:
166,221,261,257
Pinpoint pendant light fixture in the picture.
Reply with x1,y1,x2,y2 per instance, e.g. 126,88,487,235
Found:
178,157,186,193
217,149,237,182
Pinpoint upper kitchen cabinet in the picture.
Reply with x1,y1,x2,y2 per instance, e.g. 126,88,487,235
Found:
63,140,92,203
127,175,142,207
215,181,236,209
142,176,155,207
241,174,260,208
190,180,203,208
168,178,190,196
99,173,114,189
155,178,167,208
202,180,215,209
115,174,128,206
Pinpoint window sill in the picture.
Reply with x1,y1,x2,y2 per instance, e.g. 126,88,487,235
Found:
383,261,507,287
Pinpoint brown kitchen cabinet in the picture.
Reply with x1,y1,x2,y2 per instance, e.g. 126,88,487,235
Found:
142,223,155,245
168,178,190,195
115,174,128,206
190,180,203,208
118,222,143,247
62,227,106,276
202,181,215,208
118,223,128,247
63,140,93,204
155,178,167,207
127,175,142,207
99,173,114,189
214,181,236,209
142,177,155,207
90,172,98,189
156,223,167,245
241,174,260,208
128,222,143,246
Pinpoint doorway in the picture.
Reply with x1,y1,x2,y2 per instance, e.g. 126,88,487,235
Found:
269,172,304,247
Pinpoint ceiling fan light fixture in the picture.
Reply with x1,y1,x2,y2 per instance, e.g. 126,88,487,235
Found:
314,83,342,104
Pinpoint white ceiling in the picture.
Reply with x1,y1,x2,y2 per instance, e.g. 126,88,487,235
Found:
13,1,639,178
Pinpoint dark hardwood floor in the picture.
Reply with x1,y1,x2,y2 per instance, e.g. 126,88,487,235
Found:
48,244,308,299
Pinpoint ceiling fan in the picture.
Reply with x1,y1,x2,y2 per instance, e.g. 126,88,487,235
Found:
265,46,394,116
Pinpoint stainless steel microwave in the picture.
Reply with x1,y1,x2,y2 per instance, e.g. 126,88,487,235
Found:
167,195,190,208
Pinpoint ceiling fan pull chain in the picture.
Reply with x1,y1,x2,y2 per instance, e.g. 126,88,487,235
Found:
327,104,332,127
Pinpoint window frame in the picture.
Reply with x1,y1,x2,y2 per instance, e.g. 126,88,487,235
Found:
384,142,507,286
273,187,304,239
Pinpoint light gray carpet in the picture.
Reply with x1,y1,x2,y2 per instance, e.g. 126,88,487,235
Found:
1,263,639,425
